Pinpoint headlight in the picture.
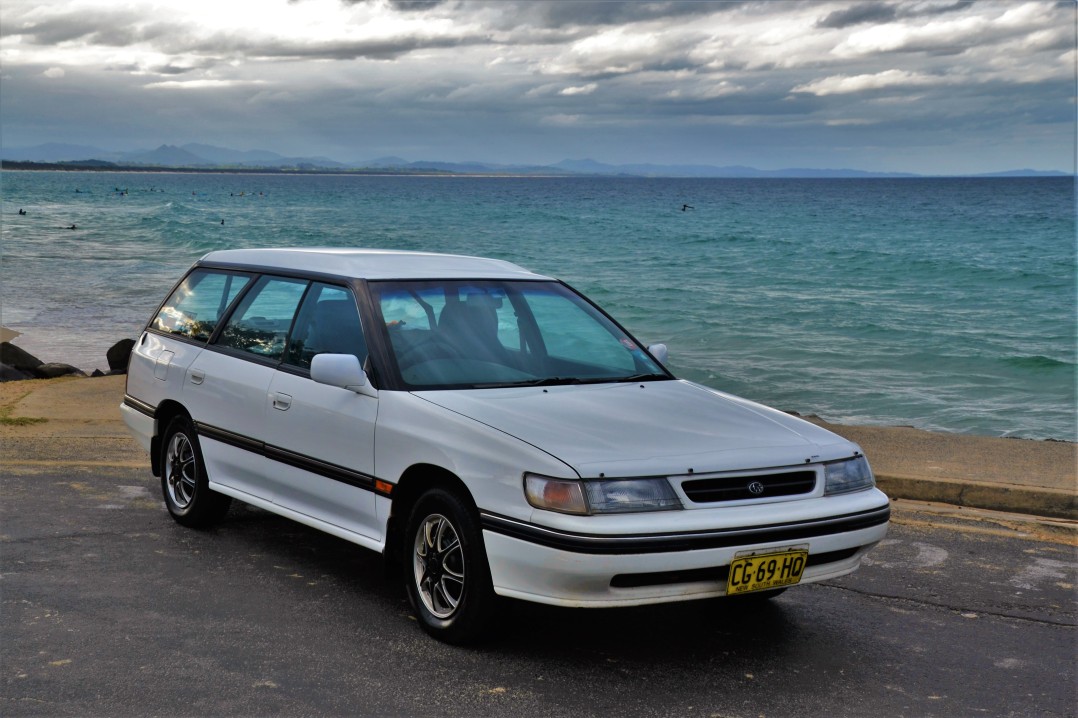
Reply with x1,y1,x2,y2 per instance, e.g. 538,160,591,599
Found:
524,474,682,515
824,456,875,495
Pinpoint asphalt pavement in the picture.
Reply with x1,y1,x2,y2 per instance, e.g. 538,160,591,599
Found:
2,462,1075,717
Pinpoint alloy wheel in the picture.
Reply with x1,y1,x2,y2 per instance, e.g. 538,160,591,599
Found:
165,432,197,509
412,513,465,618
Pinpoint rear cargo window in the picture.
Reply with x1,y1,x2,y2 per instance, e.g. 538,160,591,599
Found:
151,270,252,342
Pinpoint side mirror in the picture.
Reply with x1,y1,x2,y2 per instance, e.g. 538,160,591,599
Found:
310,354,376,396
647,343,669,366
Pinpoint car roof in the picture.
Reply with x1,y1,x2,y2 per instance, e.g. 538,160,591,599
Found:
197,248,550,281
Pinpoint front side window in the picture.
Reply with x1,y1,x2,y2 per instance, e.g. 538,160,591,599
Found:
151,269,251,342
215,276,308,361
283,283,367,369
372,280,668,389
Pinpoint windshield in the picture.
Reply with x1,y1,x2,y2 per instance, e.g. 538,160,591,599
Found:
371,279,670,389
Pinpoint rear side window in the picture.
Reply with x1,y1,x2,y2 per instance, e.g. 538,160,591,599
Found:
215,276,308,361
152,270,251,342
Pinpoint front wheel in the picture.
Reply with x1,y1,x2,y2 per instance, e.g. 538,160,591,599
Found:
160,415,231,528
404,488,498,644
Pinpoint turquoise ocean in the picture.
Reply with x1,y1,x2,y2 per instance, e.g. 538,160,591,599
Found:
1,171,1074,440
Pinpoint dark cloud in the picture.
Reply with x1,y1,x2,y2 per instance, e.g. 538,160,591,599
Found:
5,14,104,43
483,1,729,30
386,0,449,9
816,3,897,29
901,1,971,20
12,11,140,45
9,5,490,64
817,1,971,29
151,63,200,75
10,11,182,48
329,0,451,8
194,32,489,62
330,0,725,27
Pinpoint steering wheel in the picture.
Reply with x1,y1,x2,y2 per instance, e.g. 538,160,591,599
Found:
396,333,461,369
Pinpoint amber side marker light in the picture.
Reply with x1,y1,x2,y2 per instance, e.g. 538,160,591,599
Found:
375,480,394,495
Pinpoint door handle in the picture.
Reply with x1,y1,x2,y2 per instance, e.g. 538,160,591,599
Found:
272,393,292,411
189,369,205,385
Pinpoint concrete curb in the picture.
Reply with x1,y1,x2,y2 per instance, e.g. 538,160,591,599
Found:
877,473,1077,521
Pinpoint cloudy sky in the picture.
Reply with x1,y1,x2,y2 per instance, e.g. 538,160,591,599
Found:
1,0,1074,173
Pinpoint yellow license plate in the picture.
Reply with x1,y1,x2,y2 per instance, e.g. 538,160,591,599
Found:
727,549,808,595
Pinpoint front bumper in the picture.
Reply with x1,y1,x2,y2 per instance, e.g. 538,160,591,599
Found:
481,503,889,607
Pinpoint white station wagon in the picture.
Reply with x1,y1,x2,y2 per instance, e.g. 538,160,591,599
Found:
122,248,890,643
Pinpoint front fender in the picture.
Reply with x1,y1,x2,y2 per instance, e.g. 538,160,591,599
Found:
374,391,574,522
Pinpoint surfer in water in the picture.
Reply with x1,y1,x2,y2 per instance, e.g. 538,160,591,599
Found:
681,204,694,211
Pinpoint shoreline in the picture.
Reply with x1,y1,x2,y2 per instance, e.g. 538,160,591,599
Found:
1,325,1074,444
0,327,136,375
3,164,1072,179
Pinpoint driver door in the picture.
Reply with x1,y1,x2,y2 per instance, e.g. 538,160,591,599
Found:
262,283,380,541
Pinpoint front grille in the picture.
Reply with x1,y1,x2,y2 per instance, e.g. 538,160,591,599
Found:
681,470,816,503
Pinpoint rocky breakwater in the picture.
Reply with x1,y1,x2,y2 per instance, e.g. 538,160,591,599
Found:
0,338,135,382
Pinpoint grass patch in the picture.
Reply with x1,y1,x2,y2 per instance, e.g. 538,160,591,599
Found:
0,389,48,426
1,414,48,426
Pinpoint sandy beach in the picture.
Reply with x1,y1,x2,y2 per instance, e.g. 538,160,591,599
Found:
2,374,1074,521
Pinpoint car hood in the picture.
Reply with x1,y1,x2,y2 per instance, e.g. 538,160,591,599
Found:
415,379,857,477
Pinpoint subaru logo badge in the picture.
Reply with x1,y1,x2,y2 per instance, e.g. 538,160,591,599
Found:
747,481,765,495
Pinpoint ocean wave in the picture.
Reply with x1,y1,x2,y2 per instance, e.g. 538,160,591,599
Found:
1001,355,1075,370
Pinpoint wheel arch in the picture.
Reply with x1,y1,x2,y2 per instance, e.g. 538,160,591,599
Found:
384,463,478,569
151,400,191,477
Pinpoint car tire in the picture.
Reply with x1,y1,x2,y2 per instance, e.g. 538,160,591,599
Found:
160,415,232,528
404,488,498,644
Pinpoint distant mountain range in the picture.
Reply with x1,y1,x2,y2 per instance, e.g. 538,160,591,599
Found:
2,143,350,170
0,142,1070,178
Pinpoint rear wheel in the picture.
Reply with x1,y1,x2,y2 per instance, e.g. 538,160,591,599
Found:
404,488,498,644
160,415,231,527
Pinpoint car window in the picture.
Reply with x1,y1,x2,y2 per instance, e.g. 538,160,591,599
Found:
379,286,443,331
377,284,523,385
215,276,308,361
283,283,367,369
151,269,252,342
372,280,665,388
523,288,637,373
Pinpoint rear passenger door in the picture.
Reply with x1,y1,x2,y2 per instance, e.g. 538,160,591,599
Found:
262,283,381,542
186,275,308,502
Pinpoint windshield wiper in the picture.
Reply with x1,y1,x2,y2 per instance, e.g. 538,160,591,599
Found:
615,373,670,383
519,376,586,387
522,374,669,387
484,374,669,389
